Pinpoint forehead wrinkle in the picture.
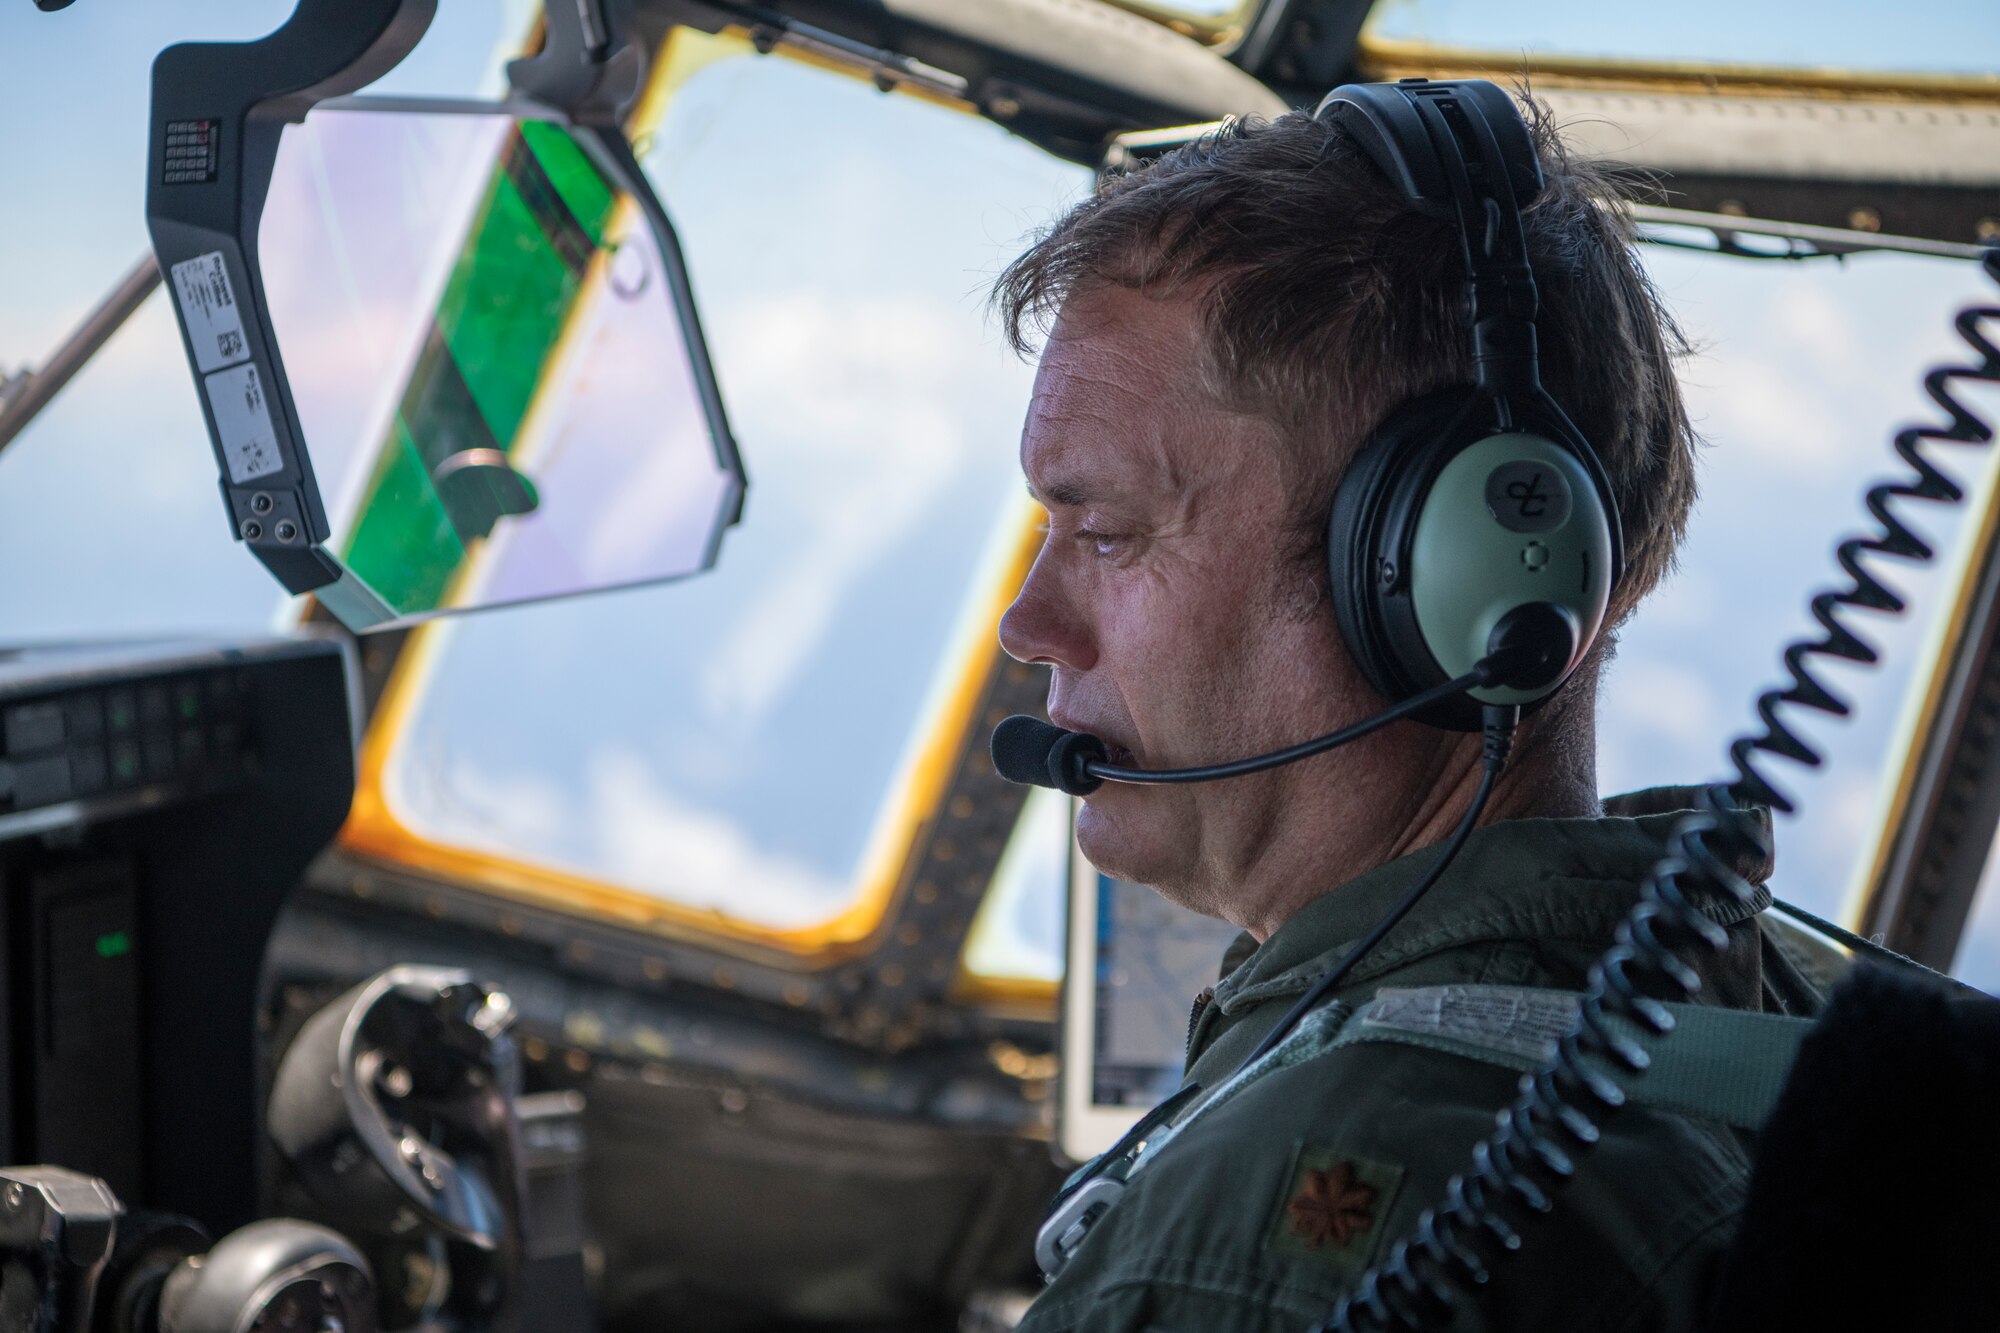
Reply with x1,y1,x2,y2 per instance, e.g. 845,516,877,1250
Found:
1023,286,1246,518
1027,372,1209,508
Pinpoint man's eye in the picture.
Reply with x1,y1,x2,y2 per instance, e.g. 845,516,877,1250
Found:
1078,529,1128,557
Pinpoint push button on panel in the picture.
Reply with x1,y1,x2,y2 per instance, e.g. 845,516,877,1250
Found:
142,734,175,782
67,694,105,743
110,738,142,787
106,689,138,735
139,685,172,728
5,701,66,754
14,754,73,807
70,745,108,797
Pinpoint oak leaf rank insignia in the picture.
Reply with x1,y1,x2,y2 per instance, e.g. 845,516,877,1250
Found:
1288,1159,1377,1247
1266,1145,1404,1275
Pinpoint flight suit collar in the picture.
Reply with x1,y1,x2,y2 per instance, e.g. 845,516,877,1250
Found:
1208,786,1773,1020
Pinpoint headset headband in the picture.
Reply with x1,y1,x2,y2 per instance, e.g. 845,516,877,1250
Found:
1315,80,1545,395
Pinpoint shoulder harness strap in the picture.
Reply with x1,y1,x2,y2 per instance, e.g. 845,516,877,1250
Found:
1335,983,1811,1131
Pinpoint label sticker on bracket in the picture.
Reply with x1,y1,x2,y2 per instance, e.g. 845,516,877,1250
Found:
170,252,250,373
203,363,284,484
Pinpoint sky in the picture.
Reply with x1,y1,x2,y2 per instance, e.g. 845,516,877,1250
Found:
3,3,1999,989
1364,0,1999,74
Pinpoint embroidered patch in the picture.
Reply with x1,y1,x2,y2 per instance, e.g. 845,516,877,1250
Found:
1265,1144,1403,1274
1359,985,1581,1064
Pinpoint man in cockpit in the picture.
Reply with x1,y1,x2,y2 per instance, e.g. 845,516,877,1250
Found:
992,100,1825,1332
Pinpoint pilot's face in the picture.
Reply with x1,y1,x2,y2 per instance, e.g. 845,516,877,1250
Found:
998,286,1384,924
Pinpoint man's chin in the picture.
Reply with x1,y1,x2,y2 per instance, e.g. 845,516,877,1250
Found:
1073,795,1183,889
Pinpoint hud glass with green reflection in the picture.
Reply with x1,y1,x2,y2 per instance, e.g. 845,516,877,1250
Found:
259,104,740,625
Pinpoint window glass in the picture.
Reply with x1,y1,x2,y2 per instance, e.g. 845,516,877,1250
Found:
1954,843,2000,990
1606,248,2000,922
963,786,1069,985
1361,0,2000,78
0,298,281,638
960,245,2000,987
0,1,536,639
259,106,740,624
351,43,1090,944
1123,1,1253,25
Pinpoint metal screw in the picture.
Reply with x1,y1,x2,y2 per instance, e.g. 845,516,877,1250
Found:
240,520,263,541
250,492,274,514
274,519,299,542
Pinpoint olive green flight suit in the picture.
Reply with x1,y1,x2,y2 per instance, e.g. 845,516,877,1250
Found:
1018,789,1842,1333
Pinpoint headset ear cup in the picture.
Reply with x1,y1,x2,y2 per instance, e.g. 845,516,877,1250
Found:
1327,391,1481,708
1328,391,1619,732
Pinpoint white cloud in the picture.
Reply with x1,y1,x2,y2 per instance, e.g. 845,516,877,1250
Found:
586,748,846,927
1769,281,1864,374
1684,351,1845,467
1635,565,1718,630
1602,657,1722,745
693,294,993,723
389,743,573,853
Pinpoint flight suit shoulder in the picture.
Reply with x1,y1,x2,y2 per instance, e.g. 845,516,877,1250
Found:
1020,1027,1754,1333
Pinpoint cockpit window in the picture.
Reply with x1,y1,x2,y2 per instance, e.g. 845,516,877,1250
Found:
1361,0,2000,80
1605,249,2000,933
961,785,1068,988
343,34,1089,953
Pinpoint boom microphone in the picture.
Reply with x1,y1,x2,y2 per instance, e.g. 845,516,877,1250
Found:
990,604,1577,796
992,716,1108,795
993,670,1481,796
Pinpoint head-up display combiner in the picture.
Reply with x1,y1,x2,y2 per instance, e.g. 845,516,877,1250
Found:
147,0,744,630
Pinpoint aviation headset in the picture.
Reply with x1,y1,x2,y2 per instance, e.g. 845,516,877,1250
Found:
1316,79,1625,730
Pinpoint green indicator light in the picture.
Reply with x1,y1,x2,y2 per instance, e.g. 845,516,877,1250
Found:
95,930,132,959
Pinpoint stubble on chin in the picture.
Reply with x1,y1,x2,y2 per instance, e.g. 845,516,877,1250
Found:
1074,791,1214,914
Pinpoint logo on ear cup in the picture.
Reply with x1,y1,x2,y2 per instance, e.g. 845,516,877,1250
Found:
1485,461,1572,533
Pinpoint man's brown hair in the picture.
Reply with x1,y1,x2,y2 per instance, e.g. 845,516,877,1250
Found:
995,99,1698,624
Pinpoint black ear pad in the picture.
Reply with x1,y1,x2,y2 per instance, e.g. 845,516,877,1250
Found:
1329,389,1622,731
1327,389,1478,709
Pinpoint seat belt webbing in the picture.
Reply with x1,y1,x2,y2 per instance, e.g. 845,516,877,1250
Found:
1331,984,1814,1132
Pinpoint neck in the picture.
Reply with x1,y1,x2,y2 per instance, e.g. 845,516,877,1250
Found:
1224,698,1600,941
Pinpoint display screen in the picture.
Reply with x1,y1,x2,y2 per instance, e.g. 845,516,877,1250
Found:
259,103,740,625
1090,873,1243,1106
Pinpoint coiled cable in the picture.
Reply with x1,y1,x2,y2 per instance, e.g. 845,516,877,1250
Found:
1319,248,2000,1332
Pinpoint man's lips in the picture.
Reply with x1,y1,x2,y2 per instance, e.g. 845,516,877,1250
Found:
1049,714,1137,768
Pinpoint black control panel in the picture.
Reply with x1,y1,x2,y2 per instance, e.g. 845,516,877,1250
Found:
0,665,256,826
0,639,354,1231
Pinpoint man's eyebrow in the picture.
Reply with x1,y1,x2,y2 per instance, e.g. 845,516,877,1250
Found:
1027,479,1092,508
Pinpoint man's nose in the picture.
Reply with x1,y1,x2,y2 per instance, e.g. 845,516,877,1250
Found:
999,552,1096,671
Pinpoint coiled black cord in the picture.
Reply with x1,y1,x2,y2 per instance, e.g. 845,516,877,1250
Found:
1318,248,2000,1333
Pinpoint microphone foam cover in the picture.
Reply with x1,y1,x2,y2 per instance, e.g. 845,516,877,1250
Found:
992,715,1066,788
991,716,1105,795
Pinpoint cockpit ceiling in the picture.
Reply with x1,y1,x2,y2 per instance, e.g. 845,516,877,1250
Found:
645,1,1997,245
646,0,1288,161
